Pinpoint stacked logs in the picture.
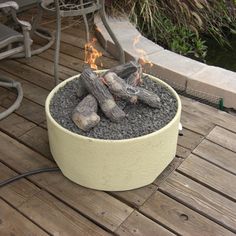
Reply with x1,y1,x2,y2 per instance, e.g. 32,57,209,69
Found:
72,61,161,131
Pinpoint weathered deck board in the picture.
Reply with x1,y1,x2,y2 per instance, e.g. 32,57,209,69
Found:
0,87,45,125
177,128,204,150
115,211,175,236
0,70,49,106
140,192,235,236
0,199,49,236
0,162,40,208
0,106,36,137
181,110,215,135
159,172,236,232
18,190,112,236
111,184,158,208
181,96,236,133
0,132,134,232
193,139,236,174
178,154,236,201
1,14,236,235
0,60,56,90
0,163,111,235
207,126,236,153
19,126,52,159
18,56,77,80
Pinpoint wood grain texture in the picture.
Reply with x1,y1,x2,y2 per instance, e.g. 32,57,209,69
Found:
0,162,40,208
177,129,204,150
43,174,133,232
181,110,215,135
154,157,184,186
39,48,85,73
0,132,133,232
115,211,175,236
140,192,235,236
159,172,236,232
18,55,76,80
0,87,45,125
19,190,111,236
181,96,236,133
193,139,236,174
0,60,55,91
0,70,49,106
0,199,48,236
178,154,236,200
111,184,158,208
207,126,236,153
0,106,35,137
176,145,191,158
19,126,52,160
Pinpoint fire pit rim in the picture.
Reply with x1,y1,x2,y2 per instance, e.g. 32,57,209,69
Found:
45,71,182,142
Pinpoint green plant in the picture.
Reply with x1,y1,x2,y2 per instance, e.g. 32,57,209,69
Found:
108,0,236,59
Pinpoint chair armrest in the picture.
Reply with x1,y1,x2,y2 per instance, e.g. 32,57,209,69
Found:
0,1,19,11
0,1,31,31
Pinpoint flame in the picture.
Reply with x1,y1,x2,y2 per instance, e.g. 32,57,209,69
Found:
84,38,102,70
132,35,153,68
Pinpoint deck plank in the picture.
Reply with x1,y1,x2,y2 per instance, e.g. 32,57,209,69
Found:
177,129,204,150
181,110,215,135
0,106,35,137
140,192,235,236
0,60,55,90
207,126,236,153
0,87,45,125
18,56,77,80
1,14,236,234
0,199,49,236
115,211,175,236
18,190,111,236
19,126,52,160
181,96,236,133
0,162,110,235
178,154,236,200
111,184,158,208
159,172,236,232
0,162,40,208
0,70,49,106
0,131,133,232
193,139,236,174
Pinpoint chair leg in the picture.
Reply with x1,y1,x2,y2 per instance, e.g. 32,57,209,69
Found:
54,0,61,86
0,76,23,120
80,0,90,43
22,28,32,58
31,4,43,35
99,0,125,64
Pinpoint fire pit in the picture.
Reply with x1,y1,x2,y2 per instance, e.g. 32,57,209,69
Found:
45,63,181,191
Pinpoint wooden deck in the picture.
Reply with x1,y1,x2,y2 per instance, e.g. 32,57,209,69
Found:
1,13,236,236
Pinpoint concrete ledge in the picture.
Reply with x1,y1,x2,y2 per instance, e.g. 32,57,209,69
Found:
94,15,236,109
187,66,236,108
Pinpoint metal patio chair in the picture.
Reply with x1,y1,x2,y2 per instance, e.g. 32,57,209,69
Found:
41,0,125,85
0,1,32,120
0,0,55,57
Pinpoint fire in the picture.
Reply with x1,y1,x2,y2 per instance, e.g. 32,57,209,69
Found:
132,35,153,68
84,38,102,70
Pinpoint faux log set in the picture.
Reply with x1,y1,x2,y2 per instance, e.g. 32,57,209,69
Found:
72,61,161,131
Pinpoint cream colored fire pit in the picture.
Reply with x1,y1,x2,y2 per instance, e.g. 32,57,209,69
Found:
45,73,181,191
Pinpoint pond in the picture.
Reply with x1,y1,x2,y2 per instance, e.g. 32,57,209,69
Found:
204,34,236,72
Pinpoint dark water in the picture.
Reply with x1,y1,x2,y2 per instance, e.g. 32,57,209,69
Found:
205,34,236,72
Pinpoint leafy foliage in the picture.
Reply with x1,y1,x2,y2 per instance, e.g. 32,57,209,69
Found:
108,0,236,59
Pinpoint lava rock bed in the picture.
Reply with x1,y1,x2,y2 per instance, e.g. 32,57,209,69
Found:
50,75,178,140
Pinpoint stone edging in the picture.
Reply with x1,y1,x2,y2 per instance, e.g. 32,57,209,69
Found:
94,15,236,109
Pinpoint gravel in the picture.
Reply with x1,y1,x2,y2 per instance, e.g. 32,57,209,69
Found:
50,75,178,140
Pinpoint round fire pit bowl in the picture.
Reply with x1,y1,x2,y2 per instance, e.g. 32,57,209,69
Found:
45,72,181,191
